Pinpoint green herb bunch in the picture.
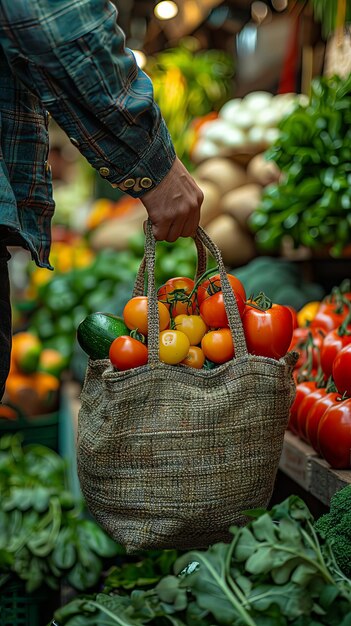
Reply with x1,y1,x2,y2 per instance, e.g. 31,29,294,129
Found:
52,495,351,626
250,74,351,257
0,435,121,592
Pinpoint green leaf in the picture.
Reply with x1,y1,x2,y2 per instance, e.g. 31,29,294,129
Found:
156,576,188,610
80,520,121,557
67,558,102,591
248,581,313,617
291,563,320,586
52,528,76,570
246,547,275,574
234,527,258,562
251,514,277,542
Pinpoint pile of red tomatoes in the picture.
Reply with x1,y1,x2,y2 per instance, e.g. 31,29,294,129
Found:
288,285,351,470
109,272,294,372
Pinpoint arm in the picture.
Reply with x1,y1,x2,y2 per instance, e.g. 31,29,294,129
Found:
0,0,202,240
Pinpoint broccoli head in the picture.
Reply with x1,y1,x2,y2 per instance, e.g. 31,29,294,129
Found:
314,485,351,578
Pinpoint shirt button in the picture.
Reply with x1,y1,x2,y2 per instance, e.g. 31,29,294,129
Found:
123,178,136,189
70,137,79,147
140,177,153,189
99,166,110,177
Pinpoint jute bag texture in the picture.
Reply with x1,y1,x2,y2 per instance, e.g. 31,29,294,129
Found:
77,222,297,553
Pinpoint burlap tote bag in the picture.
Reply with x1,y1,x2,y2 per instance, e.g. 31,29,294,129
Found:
77,222,297,553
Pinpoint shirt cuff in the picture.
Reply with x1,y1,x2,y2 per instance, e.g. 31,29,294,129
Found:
97,119,176,198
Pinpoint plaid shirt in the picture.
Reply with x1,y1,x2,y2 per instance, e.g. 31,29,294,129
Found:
0,0,175,268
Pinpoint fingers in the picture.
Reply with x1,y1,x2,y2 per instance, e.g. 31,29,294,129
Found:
141,157,203,242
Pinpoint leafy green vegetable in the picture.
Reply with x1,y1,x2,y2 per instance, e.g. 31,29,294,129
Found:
52,495,351,626
0,435,122,592
250,74,351,257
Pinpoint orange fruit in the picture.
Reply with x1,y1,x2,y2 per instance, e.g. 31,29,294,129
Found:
12,332,42,374
38,348,67,378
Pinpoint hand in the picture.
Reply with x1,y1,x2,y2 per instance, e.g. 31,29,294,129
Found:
141,157,203,241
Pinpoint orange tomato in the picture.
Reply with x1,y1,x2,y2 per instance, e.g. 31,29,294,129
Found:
201,328,234,364
158,277,196,316
174,314,207,345
181,346,205,369
123,296,170,336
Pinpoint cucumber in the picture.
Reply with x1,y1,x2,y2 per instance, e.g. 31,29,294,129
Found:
77,312,129,360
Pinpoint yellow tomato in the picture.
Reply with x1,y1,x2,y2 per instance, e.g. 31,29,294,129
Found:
174,314,208,345
159,330,190,365
181,346,205,369
297,301,321,327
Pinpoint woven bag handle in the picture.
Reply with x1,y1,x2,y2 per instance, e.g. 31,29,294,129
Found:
141,220,247,365
133,233,207,297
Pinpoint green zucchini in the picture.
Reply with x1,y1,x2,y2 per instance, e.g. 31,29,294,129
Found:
77,312,129,360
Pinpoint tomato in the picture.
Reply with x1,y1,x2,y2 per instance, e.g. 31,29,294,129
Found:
296,301,320,327
200,292,245,329
305,392,341,452
201,328,234,364
157,277,196,316
242,302,293,360
288,381,317,434
288,327,324,371
197,273,246,306
174,314,207,345
159,330,190,365
317,398,351,469
109,336,148,371
332,344,351,396
123,296,170,336
286,306,298,330
181,346,205,369
320,328,351,378
311,302,349,333
296,387,326,442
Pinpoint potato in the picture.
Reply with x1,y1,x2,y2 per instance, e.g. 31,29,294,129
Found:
194,158,247,194
90,204,145,250
192,179,221,227
220,184,262,229
205,215,256,267
247,153,281,187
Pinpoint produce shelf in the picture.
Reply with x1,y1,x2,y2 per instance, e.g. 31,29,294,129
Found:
279,431,351,506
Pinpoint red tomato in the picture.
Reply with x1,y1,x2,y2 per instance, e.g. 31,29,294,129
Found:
197,273,246,306
305,392,341,452
286,306,298,330
199,291,245,329
201,328,234,364
317,398,351,469
109,336,148,371
311,302,349,333
296,387,326,442
123,296,170,336
157,277,196,316
320,328,351,378
289,328,324,371
332,344,351,397
242,302,293,360
288,381,317,434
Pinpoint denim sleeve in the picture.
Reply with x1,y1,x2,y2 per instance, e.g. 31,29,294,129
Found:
0,0,176,197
